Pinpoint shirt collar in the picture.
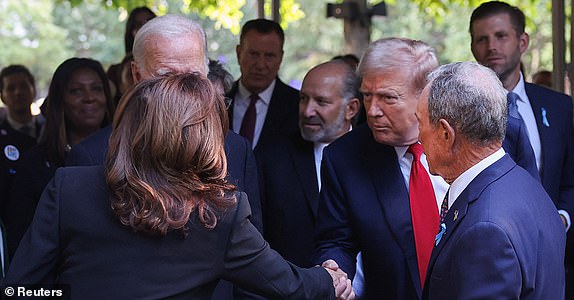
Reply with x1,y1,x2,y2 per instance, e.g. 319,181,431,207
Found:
448,148,505,208
511,72,529,104
6,114,35,131
237,79,276,106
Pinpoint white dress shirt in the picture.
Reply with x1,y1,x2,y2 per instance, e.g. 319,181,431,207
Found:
395,145,450,214
232,80,276,149
512,73,542,170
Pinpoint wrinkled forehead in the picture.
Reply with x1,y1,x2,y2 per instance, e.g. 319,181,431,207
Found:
140,35,207,77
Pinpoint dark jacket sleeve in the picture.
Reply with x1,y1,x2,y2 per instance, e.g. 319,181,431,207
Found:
222,193,335,300
4,167,63,285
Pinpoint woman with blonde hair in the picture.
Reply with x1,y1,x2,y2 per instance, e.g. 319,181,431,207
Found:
4,73,352,299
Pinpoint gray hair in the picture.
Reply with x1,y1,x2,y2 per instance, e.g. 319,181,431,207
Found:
208,59,234,94
426,62,507,144
132,14,209,75
329,59,361,106
357,37,438,93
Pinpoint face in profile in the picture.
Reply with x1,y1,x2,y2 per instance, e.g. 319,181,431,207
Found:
236,30,283,94
299,65,352,143
415,87,445,177
63,68,107,133
1,72,35,114
360,68,420,147
470,13,527,84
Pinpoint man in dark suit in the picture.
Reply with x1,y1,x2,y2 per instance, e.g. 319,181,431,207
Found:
469,2,574,296
0,65,44,139
65,15,261,233
419,61,565,299
227,19,299,151
257,60,360,267
314,38,449,299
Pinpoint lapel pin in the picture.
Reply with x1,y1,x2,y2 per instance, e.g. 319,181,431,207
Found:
541,107,550,127
453,210,459,221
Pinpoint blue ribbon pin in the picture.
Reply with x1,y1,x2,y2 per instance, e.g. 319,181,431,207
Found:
435,223,446,246
541,107,550,127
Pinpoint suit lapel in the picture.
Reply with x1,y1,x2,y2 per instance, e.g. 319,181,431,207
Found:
525,83,550,179
364,138,422,292
259,79,290,144
288,136,320,218
426,155,516,280
226,82,240,131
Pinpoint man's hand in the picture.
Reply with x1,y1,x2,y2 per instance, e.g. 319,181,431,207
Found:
322,259,355,300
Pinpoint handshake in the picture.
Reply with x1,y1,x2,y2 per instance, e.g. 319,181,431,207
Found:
321,259,355,300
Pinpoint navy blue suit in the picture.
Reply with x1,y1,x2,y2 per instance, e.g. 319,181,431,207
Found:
227,78,300,151
525,83,574,218
423,155,566,299
314,125,422,300
502,110,539,181
256,131,319,267
65,126,263,232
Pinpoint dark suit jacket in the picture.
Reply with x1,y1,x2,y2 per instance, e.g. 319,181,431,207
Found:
3,166,335,300
0,123,36,220
256,131,319,267
65,126,263,232
227,78,300,151
314,125,422,300
423,155,566,299
525,83,574,218
4,145,57,258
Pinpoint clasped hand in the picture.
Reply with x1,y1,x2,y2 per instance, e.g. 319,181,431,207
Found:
322,259,355,300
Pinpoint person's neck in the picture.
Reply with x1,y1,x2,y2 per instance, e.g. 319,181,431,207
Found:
67,127,99,146
501,70,521,91
446,140,501,183
9,109,33,124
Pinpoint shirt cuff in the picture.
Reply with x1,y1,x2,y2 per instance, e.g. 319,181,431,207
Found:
558,209,571,231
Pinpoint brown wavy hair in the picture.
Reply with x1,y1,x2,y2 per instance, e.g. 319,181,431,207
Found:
105,73,236,236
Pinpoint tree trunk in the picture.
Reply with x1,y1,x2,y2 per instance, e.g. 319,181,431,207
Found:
343,0,371,58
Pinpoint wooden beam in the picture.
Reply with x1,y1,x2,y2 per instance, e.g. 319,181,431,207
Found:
552,0,565,92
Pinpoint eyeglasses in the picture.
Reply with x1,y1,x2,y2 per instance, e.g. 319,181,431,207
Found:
224,96,233,110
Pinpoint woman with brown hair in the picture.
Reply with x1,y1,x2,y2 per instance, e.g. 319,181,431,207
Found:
4,73,353,299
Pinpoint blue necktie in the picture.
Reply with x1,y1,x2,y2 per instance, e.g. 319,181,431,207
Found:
503,92,540,181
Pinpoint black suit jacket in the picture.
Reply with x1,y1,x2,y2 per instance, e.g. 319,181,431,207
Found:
227,78,300,151
65,126,263,232
0,123,36,220
3,166,335,299
256,131,319,267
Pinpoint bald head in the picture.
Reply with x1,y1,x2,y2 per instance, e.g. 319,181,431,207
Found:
131,14,208,82
299,60,360,143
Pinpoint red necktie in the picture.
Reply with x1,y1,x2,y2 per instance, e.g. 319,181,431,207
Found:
239,94,258,144
407,143,439,287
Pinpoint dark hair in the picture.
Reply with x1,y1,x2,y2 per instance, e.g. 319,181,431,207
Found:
40,58,114,166
124,6,156,54
470,1,525,36
207,59,234,94
106,73,236,236
0,65,35,92
239,18,285,46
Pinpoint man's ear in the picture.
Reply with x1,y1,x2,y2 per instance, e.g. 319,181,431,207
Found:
439,118,456,148
131,61,142,84
345,98,360,121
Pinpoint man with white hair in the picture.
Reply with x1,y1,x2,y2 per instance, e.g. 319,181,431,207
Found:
419,61,565,299
66,14,262,235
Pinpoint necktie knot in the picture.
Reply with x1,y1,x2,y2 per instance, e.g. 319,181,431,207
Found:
249,94,259,103
507,92,520,119
408,143,424,161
